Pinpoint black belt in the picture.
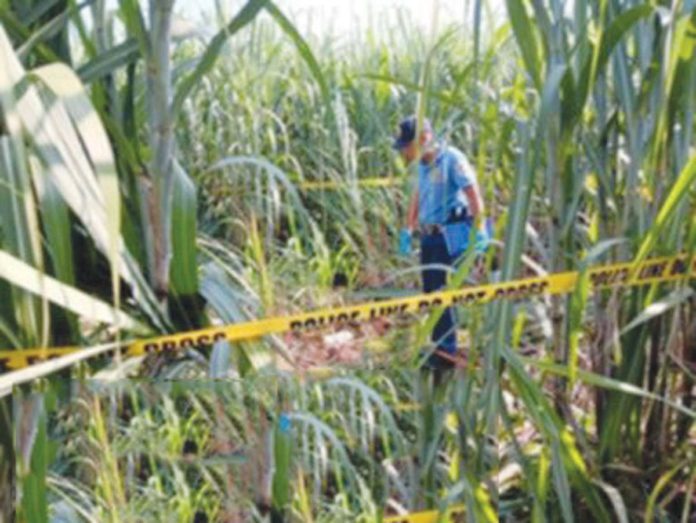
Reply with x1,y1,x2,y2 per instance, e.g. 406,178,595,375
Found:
422,209,472,235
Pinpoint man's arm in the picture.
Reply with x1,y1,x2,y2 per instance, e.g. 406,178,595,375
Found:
407,190,419,231
463,184,486,231
451,152,485,230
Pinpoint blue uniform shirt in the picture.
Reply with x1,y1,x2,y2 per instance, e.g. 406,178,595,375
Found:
416,144,476,225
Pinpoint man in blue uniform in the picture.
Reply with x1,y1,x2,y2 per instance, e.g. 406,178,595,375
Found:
394,115,488,369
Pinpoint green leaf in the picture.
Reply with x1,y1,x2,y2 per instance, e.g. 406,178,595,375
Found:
505,0,542,91
22,399,48,523
33,167,74,287
77,38,140,83
16,0,94,60
520,355,696,419
169,161,198,296
272,413,292,512
576,4,655,120
620,287,694,335
550,440,573,523
30,62,123,321
171,0,267,117
593,480,629,523
567,267,589,391
0,136,43,347
647,8,696,176
117,0,150,58
0,250,138,329
265,1,329,105
32,157,79,341
208,340,231,378
326,377,407,456
634,153,696,262
0,5,61,63
644,460,687,522
0,28,165,330
207,155,314,229
580,238,628,269
361,72,461,106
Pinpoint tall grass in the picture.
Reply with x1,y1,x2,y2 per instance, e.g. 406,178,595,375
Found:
0,395,13,523
14,373,494,521
495,0,696,519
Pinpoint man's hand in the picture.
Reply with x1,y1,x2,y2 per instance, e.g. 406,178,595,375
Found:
472,214,491,253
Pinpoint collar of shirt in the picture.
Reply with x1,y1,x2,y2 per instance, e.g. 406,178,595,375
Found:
419,142,448,168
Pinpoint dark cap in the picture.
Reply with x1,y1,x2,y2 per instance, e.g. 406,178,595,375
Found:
392,115,432,150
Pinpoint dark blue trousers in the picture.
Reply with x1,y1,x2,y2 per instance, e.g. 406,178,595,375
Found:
420,232,457,364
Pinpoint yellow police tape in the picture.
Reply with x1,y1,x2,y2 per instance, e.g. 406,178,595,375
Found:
383,504,465,523
1,254,694,371
300,177,401,190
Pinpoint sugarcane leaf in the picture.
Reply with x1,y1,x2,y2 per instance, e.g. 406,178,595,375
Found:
170,161,198,296
30,62,123,315
620,287,694,335
593,480,629,523
265,1,329,105
171,0,267,117
580,238,628,269
117,0,149,58
520,355,696,419
208,155,314,229
17,0,94,60
576,4,655,117
199,264,258,322
635,154,696,262
208,340,231,379
505,0,542,91
31,155,79,341
19,394,48,523
0,136,44,346
272,413,292,511
0,4,61,63
0,28,165,329
77,38,140,83
361,72,462,106
0,250,138,328
287,411,359,480
550,440,573,523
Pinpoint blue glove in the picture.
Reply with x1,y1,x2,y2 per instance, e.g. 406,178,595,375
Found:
474,229,490,254
399,228,412,256
473,218,494,254
476,231,488,254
